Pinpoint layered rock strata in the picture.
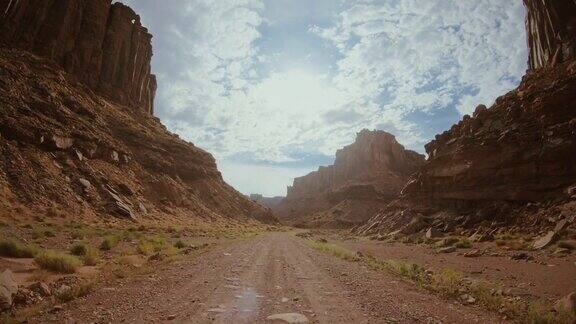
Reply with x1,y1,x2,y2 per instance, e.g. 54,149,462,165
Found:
0,0,157,114
274,130,425,227
357,1,576,237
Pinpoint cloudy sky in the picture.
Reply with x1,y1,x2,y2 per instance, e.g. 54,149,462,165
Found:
121,0,527,197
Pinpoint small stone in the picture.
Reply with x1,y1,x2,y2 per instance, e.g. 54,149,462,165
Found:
78,178,92,190
52,305,63,313
166,315,176,321
266,313,309,323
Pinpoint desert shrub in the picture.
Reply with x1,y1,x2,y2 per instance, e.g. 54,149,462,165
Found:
83,247,100,266
70,243,89,256
56,281,94,302
100,235,120,251
0,239,38,258
174,240,187,249
34,250,81,273
454,239,472,249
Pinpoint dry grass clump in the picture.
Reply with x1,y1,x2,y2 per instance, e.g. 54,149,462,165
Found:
56,281,94,302
0,239,39,258
34,250,81,273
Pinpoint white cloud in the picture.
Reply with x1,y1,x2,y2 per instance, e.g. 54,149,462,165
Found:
122,0,527,196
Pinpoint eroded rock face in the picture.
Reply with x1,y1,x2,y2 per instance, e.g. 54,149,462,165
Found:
0,0,156,114
357,2,576,238
287,130,425,200
524,0,576,70
403,61,576,206
274,130,425,227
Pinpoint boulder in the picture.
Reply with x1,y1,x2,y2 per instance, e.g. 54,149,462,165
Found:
29,282,51,297
532,231,556,250
0,270,18,310
554,292,576,314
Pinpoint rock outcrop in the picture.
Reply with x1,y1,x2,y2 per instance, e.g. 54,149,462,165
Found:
274,130,425,228
524,0,576,70
0,2,277,226
357,1,576,237
0,0,157,114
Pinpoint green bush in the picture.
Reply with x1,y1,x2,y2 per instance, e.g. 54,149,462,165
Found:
34,250,81,273
0,239,38,258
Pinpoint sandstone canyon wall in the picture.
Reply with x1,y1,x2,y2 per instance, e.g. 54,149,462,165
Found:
274,130,425,227
0,1,276,225
358,0,576,237
524,0,576,70
0,0,157,114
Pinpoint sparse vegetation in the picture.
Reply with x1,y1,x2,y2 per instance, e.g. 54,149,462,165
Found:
34,250,81,273
454,239,472,249
174,240,187,249
100,235,121,251
303,237,575,323
56,281,94,302
70,242,89,256
82,247,100,266
0,239,38,258
557,241,575,250
304,240,359,261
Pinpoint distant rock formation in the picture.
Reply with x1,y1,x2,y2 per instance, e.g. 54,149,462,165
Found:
249,194,284,209
524,0,576,70
357,1,576,237
0,0,157,114
274,130,425,228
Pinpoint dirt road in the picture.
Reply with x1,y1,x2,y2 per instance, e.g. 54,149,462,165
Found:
32,233,501,323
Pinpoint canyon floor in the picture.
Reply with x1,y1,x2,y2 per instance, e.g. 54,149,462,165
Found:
15,232,513,324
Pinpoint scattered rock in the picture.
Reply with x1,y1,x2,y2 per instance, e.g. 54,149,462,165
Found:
554,292,576,314
266,313,309,323
554,218,568,234
78,178,92,190
0,270,18,310
29,282,51,296
460,294,476,304
48,135,74,150
51,305,63,313
438,246,456,254
553,248,571,256
56,285,71,296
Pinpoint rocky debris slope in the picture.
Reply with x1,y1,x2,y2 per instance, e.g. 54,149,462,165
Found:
0,48,276,225
274,130,425,228
357,0,576,239
0,0,156,114
0,2,276,225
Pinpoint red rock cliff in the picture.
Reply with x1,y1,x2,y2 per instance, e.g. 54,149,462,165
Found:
287,130,425,200
524,0,576,70
0,0,157,114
